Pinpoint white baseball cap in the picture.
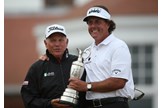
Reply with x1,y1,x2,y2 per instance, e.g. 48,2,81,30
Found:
45,24,67,38
83,7,111,22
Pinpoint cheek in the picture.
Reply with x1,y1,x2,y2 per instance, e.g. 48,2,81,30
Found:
63,44,68,49
59,43,67,49
45,43,49,48
88,25,91,31
105,24,109,31
46,43,54,49
46,42,52,46
88,28,93,35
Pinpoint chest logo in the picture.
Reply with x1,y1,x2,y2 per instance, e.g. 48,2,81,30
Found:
44,72,55,77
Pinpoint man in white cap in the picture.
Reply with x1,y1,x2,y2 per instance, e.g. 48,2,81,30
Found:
68,5,135,108
21,24,86,108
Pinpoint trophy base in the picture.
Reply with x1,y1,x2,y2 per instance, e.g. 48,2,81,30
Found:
60,96,78,106
60,88,78,106
60,100,76,106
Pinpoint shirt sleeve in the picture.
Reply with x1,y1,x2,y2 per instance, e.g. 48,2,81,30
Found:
20,64,53,108
111,45,132,80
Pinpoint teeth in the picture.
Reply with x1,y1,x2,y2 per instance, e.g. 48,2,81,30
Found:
92,30,97,33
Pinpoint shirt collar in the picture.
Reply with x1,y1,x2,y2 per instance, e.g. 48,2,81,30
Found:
93,33,115,47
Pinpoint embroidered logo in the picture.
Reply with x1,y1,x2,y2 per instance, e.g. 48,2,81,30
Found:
112,69,121,74
48,26,64,33
89,8,101,14
44,72,55,77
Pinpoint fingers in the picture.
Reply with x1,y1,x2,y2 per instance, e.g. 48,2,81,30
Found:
68,78,87,92
51,98,60,103
51,98,72,108
39,55,46,61
68,78,77,89
68,78,78,86
69,76,89,92
39,55,49,61
69,77,78,82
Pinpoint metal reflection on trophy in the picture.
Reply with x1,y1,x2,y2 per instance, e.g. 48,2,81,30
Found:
60,48,84,106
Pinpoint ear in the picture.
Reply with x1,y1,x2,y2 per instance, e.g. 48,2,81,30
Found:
44,40,47,46
66,38,69,44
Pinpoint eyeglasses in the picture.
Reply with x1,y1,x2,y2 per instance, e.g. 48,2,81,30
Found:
133,88,145,100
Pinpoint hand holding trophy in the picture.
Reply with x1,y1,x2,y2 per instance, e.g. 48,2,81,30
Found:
60,48,84,106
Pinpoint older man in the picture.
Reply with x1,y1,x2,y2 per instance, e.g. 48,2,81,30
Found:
21,24,80,108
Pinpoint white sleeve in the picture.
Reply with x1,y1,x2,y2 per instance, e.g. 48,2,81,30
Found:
111,46,132,80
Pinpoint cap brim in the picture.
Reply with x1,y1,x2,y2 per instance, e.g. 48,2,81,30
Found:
46,32,66,38
83,15,109,22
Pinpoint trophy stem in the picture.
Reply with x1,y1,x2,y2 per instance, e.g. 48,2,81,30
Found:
77,48,83,62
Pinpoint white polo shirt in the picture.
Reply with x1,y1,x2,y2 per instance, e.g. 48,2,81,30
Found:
83,33,134,100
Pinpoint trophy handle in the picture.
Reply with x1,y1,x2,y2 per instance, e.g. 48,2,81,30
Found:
77,48,83,62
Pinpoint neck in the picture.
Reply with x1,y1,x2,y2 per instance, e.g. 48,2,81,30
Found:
95,33,110,45
55,57,61,63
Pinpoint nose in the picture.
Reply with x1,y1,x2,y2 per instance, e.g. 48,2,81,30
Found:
53,41,60,46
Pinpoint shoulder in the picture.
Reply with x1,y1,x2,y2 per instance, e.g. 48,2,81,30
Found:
111,35,129,49
31,60,46,67
24,60,47,77
28,60,48,73
68,54,78,61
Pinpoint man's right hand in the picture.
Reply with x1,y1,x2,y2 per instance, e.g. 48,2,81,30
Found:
51,98,72,108
39,54,49,61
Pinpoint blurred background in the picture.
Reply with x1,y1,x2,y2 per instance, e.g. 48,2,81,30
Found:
4,0,158,108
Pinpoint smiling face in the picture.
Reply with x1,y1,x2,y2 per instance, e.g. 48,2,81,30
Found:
44,33,68,60
87,17,110,45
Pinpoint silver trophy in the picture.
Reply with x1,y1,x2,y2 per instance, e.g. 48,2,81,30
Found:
60,48,84,106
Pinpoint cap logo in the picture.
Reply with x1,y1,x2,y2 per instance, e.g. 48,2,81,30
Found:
48,26,64,33
89,8,101,14
83,7,111,21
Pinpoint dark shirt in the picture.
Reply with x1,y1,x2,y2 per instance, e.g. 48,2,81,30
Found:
21,50,87,108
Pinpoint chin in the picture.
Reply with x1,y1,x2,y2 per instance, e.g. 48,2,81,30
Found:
55,52,63,56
